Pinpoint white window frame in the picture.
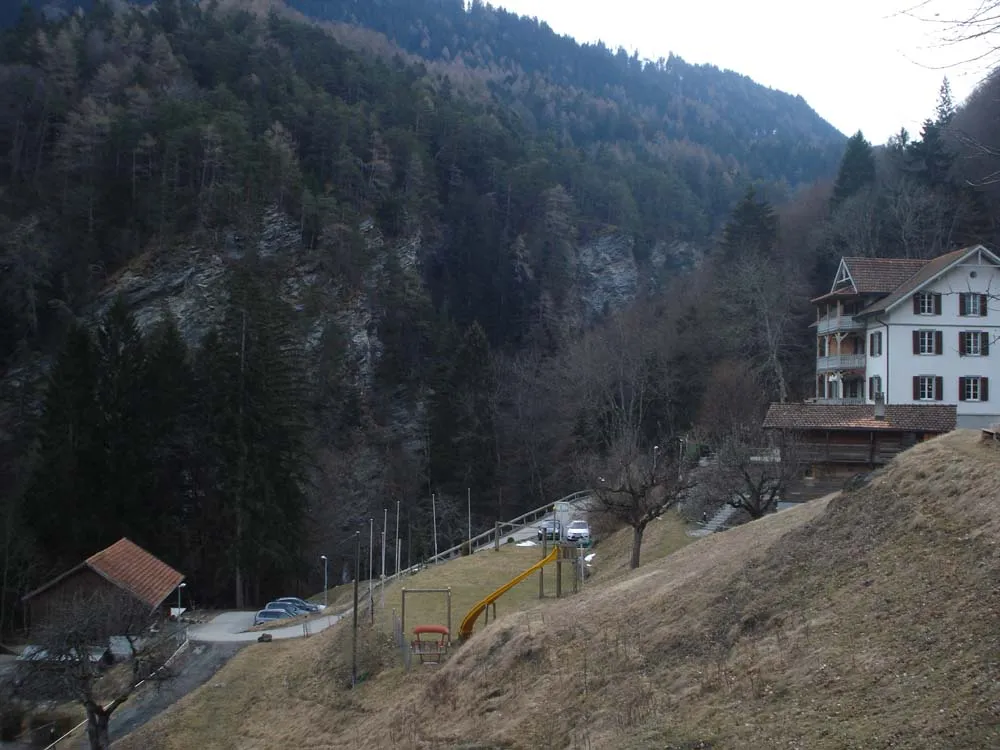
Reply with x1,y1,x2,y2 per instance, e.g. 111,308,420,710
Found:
964,376,982,402
917,292,935,315
869,331,883,357
964,331,983,356
964,293,983,317
917,375,936,401
918,330,936,355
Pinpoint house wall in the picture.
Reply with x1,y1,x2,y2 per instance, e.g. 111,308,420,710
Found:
27,568,123,634
866,252,1000,427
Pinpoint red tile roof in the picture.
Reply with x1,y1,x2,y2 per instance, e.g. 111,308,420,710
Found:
857,247,979,317
86,538,184,609
763,403,956,433
840,257,929,294
23,538,184,609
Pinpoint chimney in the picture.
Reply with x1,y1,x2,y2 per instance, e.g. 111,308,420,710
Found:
874,391,886,421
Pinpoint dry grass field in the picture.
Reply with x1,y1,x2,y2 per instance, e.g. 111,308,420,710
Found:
115,431,1000,749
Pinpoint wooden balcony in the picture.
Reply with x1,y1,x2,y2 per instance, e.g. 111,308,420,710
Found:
816,316,865,335
816,354,866,372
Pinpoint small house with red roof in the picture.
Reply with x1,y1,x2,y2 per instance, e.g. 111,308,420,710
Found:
812,245,1000,429
22,538,184,633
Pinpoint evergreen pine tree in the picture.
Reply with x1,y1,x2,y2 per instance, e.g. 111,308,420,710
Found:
93,295,154,545
830,131,876,209
935,77,955,126
26,325,102,563
720,186,778,260
200,258,309,607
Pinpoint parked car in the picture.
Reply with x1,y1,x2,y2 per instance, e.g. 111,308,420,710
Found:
566,519,591,545
265,600,309,617
277,596,322,612
254,609,293,626
536,519,562,541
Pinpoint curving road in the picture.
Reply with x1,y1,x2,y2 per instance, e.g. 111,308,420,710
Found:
187,611,344,643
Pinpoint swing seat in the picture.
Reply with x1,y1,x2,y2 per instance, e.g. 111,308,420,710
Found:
410,625,450,664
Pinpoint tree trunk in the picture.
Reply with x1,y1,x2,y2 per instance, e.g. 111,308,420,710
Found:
629,524,645,569
85,706,111,750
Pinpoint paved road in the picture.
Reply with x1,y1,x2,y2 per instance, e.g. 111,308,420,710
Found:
187,610,344,643
476,495,594,552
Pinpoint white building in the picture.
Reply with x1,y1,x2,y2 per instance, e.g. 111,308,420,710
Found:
812,245,1000,429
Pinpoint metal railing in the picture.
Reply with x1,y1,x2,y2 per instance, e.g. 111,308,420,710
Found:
375,490,592,585
816,354,866,371
813,397,866,405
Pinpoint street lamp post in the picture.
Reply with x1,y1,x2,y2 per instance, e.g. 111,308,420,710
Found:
352,531,360,687
177,582,187,613
320,554,328,607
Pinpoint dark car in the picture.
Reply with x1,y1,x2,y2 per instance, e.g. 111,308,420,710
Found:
536,519,562,541
277,596,322,612
265,600,309,617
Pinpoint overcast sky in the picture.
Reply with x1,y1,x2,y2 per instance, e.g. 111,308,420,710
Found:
492,0,996,144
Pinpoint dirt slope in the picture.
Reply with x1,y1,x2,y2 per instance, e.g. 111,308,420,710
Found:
116,430,1000,749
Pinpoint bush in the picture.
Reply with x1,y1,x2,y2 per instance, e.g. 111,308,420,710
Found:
460,541,471,556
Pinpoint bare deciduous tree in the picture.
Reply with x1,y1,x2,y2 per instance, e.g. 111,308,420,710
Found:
15,589,175,750
557,304,689,568
707,423,802,521
716,251,806,404
587,433,691,569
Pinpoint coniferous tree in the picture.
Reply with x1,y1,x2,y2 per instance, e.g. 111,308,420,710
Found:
93,295,154,545
720,186,778,260
198,258,309,607
26,325,101,563
830,131,876,208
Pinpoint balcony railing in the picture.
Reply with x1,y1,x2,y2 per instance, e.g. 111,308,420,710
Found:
816,316,866,335
812,397,866,405
816,354,866,372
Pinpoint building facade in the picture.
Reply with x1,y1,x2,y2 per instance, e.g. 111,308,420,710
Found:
812,246,1000,429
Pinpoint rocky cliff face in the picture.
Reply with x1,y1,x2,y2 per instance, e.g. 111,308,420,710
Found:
0,208,702,518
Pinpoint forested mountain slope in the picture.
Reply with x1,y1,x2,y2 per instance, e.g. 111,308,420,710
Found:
9,0,969,627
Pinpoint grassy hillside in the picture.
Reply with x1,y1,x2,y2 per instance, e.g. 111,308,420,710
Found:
119,431,1000,748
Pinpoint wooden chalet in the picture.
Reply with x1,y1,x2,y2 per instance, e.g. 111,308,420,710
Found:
763,399,956,476
22,538,184,633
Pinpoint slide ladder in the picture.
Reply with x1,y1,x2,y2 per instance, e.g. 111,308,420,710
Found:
458,546,559,640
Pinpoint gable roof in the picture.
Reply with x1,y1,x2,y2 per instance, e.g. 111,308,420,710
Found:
857,245,999,317
840,257,928,294
23,538,184,610
763,403,957,433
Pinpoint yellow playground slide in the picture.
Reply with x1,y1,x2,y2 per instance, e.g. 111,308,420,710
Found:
458,546,559,640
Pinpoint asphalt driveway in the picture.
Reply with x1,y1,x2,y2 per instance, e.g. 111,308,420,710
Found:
187,611,343,642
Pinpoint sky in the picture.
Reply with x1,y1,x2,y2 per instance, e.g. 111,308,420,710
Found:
491,0,997,145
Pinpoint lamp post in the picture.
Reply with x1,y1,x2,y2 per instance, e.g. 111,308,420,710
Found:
320,554,328,607
177,582,187,613
352,531,360,687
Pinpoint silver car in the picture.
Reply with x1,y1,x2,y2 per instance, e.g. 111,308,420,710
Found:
566,519,591,545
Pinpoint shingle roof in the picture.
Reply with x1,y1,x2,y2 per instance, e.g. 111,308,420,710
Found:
857,247,981,317
763,403,957,433
23,538,184,609
841,257,929,294
86,538,184,609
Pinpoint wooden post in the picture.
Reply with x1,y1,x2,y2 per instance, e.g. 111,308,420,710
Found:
539,534,546,599
556,551,562,599
446,587,452,644
494,521,500,551
401,587,406,637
